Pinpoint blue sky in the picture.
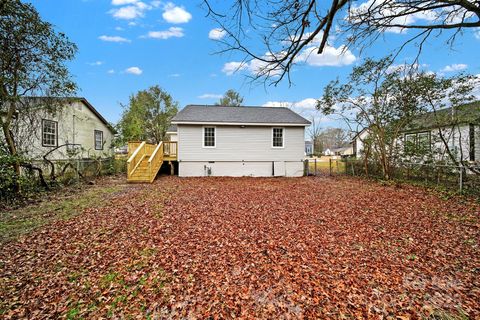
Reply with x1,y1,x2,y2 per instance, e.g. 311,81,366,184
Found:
30,0,480,127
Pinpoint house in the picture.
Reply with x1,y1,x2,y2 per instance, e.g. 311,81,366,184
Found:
352,127,370,159
9,97,115,160
324,146,354,158
166,124,178,142
305,141,314,156
127,105,310,181
352,101,480,162
170,105,310,177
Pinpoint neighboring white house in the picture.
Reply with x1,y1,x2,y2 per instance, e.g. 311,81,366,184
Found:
352,102,480,163
170,105,310,177
10,97,115,160
305,141,314,156
166,124,178,142
324,146,354,158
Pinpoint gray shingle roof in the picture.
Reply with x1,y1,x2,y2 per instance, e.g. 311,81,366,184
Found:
171,105,311,125
166,124,177,132
403,101,480,132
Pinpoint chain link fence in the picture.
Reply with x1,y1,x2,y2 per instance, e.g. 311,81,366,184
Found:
305,158,480,195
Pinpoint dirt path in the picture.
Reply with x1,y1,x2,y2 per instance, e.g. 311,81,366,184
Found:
1,176,479,319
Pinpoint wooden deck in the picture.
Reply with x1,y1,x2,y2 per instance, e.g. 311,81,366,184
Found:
127,141,177,183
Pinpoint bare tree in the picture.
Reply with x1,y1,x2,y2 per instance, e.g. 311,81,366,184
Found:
307,115,322,154
204,0,480,84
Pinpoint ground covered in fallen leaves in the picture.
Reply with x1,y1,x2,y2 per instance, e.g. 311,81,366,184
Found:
1,176,479,319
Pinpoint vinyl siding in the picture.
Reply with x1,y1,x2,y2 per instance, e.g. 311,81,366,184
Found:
177,125,305,162
178,161,304,177
13,100,114,160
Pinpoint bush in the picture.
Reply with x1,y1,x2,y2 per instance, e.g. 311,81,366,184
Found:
0,152,46,205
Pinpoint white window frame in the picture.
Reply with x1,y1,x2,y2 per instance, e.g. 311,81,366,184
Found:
272,127,285,148
94,130,104,150
202,126,216,148
42,119,57,147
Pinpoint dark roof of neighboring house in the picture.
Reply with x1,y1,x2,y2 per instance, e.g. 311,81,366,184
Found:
403,101,480,132
172,105,311,125
166,124,177,132
22,96,115,133
331,146,351,153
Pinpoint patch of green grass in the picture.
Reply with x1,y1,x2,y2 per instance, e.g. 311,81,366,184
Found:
100,272,120,288
423,309,470,320
406,254,418,261
0,185,125,243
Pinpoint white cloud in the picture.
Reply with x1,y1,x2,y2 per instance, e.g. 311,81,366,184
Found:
107,69,115,74
125,66,142,75
209,28,226,40
145,27,184,39
162,3,192,24
111,0,138,5
263,99,332,125
115,26,124,31
296,45,356,67
110,2,150,20
475,28,480,39
88,61,103,66
198,93,223,99
348,0,438,34
169,73,181,77
222,61,248,75
263,98,318,110
223,44,355,77
99,35,131,43
440,64,468,73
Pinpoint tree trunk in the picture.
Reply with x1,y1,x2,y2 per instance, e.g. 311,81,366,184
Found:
2,123,21,192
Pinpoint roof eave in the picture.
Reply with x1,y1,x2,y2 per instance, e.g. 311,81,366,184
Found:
171,121,310,126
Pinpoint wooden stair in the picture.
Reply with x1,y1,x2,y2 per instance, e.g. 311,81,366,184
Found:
127,141,177,183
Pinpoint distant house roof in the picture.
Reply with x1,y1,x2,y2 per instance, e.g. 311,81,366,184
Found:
331,146,351,153
305,141,313,146
172,105,311,126
22,96,115,133
166,124,177,133
403,101,480,132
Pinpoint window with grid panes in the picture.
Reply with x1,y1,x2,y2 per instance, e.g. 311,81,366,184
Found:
203,127,215,147
94,130,103,150
272,128,284,147
42,120,57,147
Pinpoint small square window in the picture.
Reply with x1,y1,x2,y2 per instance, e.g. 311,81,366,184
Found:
272,128,284,148
94,130,103,150
203,127,215,147
42,119,57,147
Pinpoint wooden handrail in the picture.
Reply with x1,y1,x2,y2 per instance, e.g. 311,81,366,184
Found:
127,141,145,163
148,141,163,163
147,142,164,182
127,141,146,177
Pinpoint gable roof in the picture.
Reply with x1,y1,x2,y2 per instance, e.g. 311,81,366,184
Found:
21,96,115,133
171,105,311,126
404,101,480,132
166,124,177,133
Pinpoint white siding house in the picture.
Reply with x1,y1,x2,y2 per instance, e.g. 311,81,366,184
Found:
352,102,480,163
171,105,310,177
11,97,115,160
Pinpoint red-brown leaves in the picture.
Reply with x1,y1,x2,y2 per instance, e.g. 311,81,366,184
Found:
0,176,479,318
